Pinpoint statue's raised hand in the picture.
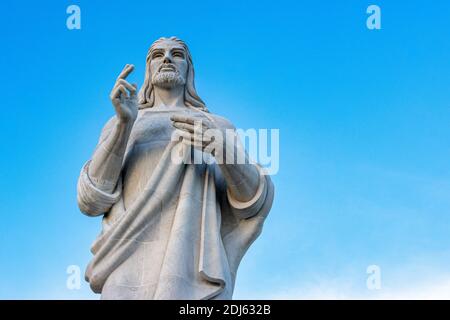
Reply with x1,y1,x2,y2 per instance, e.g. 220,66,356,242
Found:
110,64,138,123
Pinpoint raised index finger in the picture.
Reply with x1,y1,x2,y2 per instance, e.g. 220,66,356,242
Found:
117,64,134,80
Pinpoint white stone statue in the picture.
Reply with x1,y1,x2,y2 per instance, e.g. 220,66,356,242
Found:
77,37,274,299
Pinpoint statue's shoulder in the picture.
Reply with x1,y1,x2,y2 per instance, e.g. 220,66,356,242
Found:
208,113,236,130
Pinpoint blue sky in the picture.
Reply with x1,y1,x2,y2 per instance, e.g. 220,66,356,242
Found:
0,0,449,299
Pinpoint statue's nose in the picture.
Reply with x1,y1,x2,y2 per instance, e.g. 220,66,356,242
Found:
163,55,172,63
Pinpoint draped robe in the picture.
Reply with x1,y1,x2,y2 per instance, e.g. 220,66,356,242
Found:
77,108,274,299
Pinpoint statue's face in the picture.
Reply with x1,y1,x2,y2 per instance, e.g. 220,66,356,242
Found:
150,39,188,89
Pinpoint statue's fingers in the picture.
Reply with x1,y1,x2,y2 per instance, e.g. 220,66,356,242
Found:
170,115,197,125
173,123,210,147
174,129,207,151
131,83,138,97
177,130,201,142
173,116,208,133
116,64,129,80
110,86,121,100
117,84,128,99
118,79,137,95
172,122,195,133
116,64,134,81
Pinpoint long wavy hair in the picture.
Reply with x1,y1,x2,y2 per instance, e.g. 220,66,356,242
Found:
138,37,208,112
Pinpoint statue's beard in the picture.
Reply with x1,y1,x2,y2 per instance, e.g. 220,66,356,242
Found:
152,71,185,89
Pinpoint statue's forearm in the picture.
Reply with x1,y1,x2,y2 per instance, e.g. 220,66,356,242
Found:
88,120,134,193
218,143,260,202
219,163,260,202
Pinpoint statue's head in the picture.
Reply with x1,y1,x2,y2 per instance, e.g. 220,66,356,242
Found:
138,37,208,112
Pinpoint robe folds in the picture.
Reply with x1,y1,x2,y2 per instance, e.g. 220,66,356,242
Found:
77,109,274,300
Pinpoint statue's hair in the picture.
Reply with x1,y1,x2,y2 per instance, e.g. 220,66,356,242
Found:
138,36,208,112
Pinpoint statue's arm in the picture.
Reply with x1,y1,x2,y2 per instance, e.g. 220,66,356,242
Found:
216,129,271,220
217,144,261,203
77,64,138,216
87,119,134,193
87,64,139,193
217,128,273,220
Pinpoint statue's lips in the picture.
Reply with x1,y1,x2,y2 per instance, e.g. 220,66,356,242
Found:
160,67,176,72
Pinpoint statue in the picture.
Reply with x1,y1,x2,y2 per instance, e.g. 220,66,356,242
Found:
77,37,274,299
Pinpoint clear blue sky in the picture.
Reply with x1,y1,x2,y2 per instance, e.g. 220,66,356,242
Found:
1,0,449,299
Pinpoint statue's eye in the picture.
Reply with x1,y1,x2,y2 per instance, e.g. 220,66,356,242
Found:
152,52,163,59
173,51,184,58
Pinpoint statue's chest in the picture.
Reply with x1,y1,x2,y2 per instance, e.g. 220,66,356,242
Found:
121,111,184,204
129,112,175,146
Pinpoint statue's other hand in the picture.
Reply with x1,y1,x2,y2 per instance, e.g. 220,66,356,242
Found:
110,64,138,123
170,115,225,156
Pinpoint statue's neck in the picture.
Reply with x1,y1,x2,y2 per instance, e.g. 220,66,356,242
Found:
153,85,185,109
